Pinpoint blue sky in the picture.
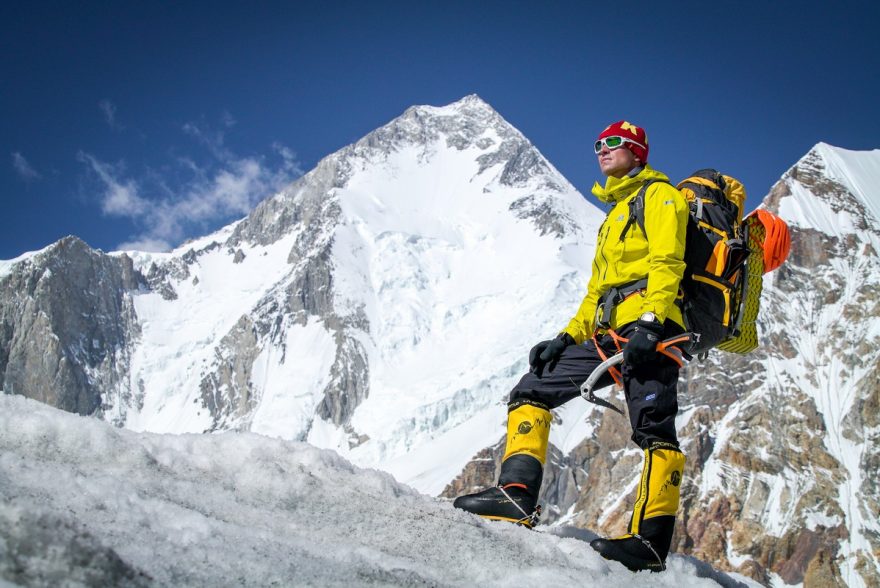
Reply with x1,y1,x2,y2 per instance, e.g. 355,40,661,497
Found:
3,1,878,258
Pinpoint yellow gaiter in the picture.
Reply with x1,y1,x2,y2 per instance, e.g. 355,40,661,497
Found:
502,400,552,465
629,441,686,536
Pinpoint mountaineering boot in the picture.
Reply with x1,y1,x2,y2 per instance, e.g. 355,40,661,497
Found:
590,441,685,572
453,400,551,528
452,482,540,527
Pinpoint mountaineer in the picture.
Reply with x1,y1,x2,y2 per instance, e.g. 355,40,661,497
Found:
453,121,689,573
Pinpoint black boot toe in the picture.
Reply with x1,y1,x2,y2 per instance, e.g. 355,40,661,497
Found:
453,486,539,527
589,535,666,572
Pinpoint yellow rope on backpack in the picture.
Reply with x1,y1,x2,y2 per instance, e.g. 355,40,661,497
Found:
717,217,765,354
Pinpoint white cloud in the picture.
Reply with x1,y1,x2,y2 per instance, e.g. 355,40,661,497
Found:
182,118,232,161
116,237,172,253
78,124,303,253
221,110,237,128
77,152,149,216
11,152,41,181
273,142,304,176
99,99,123,130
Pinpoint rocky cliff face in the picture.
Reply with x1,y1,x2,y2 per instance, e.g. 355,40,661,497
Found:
0,236,143,419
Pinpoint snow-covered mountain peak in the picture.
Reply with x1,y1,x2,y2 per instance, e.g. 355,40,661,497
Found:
352,94,561,190
15,96,603,489
735,143,880,585
225,96,579,251
811,142,880,223
398,93,507,134
401,93,498,120
770,142,880,241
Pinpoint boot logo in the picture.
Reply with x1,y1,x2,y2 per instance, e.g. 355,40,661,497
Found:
518,421,533,434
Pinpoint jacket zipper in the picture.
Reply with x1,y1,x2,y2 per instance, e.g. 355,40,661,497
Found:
597,224,611,281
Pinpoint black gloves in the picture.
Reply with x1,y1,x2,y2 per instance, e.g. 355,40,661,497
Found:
623,318,664,366
529,333,575,376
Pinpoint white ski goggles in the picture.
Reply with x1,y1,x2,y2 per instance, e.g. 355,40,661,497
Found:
594,135,646,154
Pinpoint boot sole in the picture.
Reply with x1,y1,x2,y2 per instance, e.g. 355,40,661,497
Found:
475,514,535,528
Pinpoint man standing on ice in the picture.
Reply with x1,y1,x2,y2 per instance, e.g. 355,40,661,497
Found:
454,121,690,573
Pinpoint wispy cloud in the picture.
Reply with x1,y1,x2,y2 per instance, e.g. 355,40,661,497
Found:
77,153,149,216
11,152,41,181
78,115,303,252
182,117,234,161
116,236,177,253
99,99,124,131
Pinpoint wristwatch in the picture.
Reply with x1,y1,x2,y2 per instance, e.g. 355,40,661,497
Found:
639,311,658,324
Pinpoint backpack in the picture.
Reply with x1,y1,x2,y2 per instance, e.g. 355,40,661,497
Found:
625,169,790,356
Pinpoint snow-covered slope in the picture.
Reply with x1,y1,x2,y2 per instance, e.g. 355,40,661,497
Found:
0,394,757,587
104,95,602,492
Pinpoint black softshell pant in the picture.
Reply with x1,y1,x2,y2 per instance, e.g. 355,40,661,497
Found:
509,322,682,449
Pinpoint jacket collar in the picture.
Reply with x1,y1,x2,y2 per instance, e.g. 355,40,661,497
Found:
590,164,671,204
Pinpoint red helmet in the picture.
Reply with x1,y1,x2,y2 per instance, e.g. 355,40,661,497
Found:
597,121,648,164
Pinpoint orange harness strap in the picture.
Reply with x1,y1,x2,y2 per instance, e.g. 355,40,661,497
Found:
592,330,689,383
656,334,689,368
592,329,628,387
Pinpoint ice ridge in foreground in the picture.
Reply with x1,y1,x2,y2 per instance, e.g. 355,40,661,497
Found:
0,395,757,587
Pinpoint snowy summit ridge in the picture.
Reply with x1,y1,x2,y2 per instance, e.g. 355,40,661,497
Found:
775,142,880,238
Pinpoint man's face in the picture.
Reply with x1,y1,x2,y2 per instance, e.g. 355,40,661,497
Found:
597,143,640,178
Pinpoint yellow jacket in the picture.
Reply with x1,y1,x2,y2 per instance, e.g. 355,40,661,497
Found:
562,165,688,343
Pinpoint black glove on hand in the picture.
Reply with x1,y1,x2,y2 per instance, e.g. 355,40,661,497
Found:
623,318,664,366
529,333,575,376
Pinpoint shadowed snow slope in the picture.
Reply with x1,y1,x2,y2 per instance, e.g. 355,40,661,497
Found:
0,396,757,587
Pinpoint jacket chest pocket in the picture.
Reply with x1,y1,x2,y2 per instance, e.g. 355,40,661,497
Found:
608,209,645,259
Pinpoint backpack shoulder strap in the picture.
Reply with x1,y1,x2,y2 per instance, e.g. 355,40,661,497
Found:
618,179,671,241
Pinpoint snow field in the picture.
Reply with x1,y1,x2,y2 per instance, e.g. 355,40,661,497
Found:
0,395,757,587
121,228,304,434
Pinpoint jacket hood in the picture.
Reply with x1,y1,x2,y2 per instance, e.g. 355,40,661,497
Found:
591,165,671,204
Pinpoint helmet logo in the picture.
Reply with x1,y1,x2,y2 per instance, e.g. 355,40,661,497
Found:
620,121,640,136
